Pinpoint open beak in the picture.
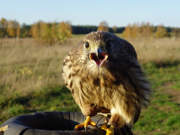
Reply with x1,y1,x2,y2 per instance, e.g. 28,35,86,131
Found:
89,50,108,66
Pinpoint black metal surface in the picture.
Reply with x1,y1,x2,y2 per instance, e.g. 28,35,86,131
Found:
0,112,133,135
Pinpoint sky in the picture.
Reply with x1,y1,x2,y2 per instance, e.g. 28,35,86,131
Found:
0,0,180,27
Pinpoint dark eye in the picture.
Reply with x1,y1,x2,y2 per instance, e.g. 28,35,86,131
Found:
84,42,89,48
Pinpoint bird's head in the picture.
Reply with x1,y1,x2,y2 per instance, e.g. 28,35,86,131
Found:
82,31,113,67
80,31,137,71
83,40,108,67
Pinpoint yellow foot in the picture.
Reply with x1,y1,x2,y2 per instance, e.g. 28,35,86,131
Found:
101,124,114,135
74,116,96,130
0,125,8,132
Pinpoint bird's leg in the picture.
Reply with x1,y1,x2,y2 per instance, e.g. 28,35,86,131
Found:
97,112,111,117
74,116,96,130
98,113,114,135
101,124,114,135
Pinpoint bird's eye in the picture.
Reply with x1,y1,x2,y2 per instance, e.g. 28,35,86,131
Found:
84,42,89,48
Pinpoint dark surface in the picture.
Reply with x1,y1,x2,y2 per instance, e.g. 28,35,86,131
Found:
0,112,133,135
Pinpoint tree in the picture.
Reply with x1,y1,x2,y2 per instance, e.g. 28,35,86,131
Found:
122,25,131,38
39,22,49,42
140,22,154,38
30,21,72,45
21,23,31,38
16,23,21,38
50,22,58,43
122,22,154,39
155,25,168,38
112,26,117,33
97,21,109,32
57,21,72,43
170,29,180,38
31,21,52,44
0,18,8,37
6,20,20,38
7,21,15,37
30,22,41,39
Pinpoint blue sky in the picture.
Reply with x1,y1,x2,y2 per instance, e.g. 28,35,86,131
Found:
0,0,179,27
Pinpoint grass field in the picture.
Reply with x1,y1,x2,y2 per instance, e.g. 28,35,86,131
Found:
0,36,180,135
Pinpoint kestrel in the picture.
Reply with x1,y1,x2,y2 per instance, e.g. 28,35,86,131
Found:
62,31,151,135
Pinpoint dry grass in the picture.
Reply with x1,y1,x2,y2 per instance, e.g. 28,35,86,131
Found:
0,36,180,97
0,36,180,135
127,37,180,64
0,38,80,96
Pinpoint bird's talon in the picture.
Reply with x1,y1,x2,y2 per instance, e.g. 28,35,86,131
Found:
90,121,96,127
100,124,114,135
74,116,96,130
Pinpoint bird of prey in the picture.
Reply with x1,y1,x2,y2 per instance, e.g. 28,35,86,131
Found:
62,31,151,135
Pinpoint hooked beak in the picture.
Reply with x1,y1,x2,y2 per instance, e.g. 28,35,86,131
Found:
89,48,108,66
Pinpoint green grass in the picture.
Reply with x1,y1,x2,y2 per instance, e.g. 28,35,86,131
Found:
0,86,79,122
0,62,179,135
0,38,180,134
133,62,180,135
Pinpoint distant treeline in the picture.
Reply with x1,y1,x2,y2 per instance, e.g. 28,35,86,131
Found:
72,25,125,34
1,17,180,43
121,23,180,39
